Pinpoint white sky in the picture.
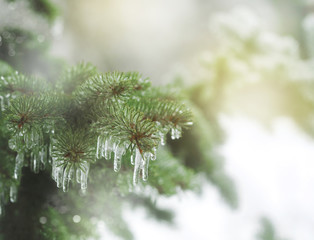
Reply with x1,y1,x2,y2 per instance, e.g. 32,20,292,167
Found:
99,116,314,240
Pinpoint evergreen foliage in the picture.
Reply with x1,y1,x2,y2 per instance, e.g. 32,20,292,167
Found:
3,0,310,239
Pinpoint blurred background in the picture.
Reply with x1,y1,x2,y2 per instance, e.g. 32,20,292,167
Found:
2,0,314,239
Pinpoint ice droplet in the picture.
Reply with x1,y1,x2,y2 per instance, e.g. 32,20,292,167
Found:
185,121,193,126
133,148,142,185
151,147,157,161
10,184,17,203
14,152,24,179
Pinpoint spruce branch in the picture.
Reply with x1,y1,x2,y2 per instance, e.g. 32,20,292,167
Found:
0,63,193,194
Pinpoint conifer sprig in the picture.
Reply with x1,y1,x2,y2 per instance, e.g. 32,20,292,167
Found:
0,73,49,96
5,94,57,133
75,72,135,105
93,106,159,153
127,98,193,129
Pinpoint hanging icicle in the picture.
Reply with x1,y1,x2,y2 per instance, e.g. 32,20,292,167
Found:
39,146,47,170
113,143,125,172
151,147,157,161
104,137,114,160
133,148,142,185
0,95,4,112
141,152,151,181
13,152,24,180
157,126,170,146
0,194,3,216
96,135,103,159
130,152,135,165
9,184,17,203
62,164,71,192
80,161,90,192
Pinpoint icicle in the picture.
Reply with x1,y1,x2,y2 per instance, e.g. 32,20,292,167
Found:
9,184,17,203
0,194,3,216
133,148,142,185
158,126,169,145
14,152,24,179
62,164,71,192
151,147,157,161
113,143,125,172
69,165,75,181
52,158,64,188
30,151,40,174
76,168,81,183
160,133,166,145
130,153,135,165
104,137,113,160
48,139,54,164
0,96,4,111
24,130,33,149
51,158,57,181
56,165,63,188
96,135,102,159
80,162,90,191
141,152,151,181
0,186,4,216
39,146,47,170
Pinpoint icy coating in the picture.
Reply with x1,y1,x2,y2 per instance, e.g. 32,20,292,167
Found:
94,125,182,185
1,109,184,206
51,144,91,193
